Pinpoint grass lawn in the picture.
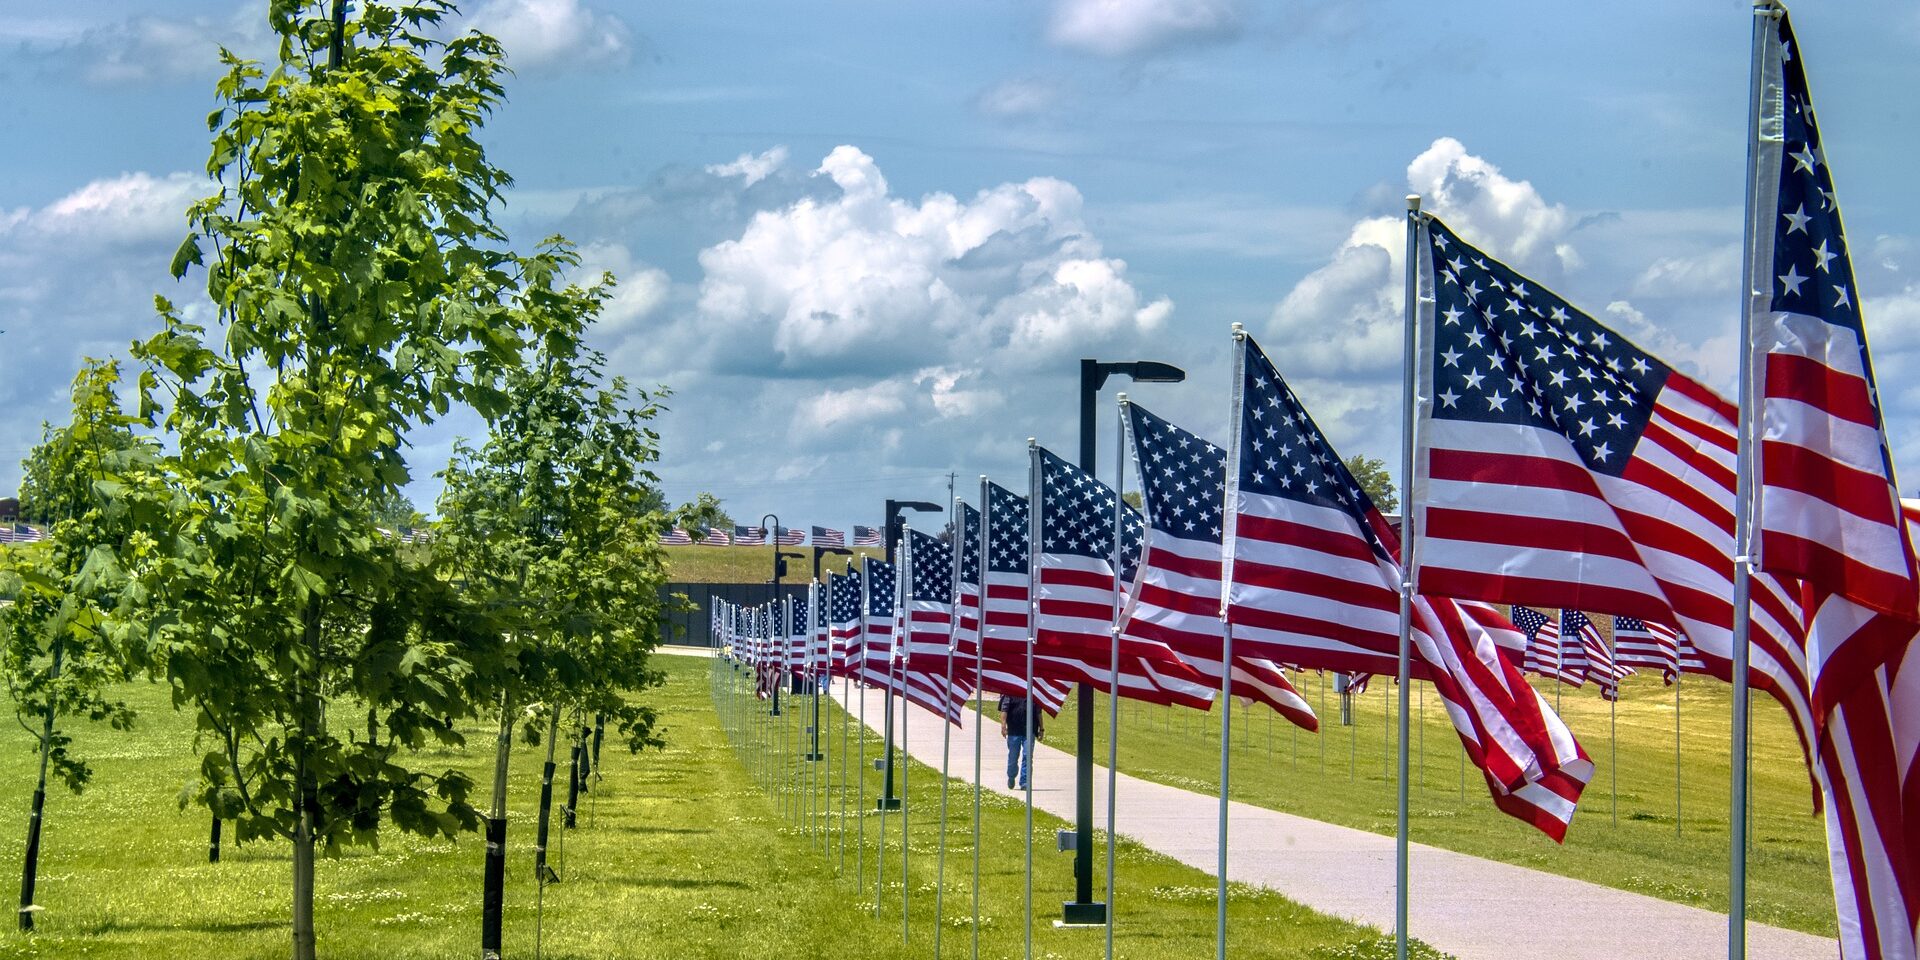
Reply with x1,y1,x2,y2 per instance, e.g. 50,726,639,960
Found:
0,654,1440,959
1049,670,1835,937
664,545,880,584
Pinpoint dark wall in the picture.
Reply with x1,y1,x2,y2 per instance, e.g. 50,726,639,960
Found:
658,582,809,647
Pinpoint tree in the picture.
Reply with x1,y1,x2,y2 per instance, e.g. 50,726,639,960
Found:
435,336,673,958
118,4,577,956
0,360,148,929
367,490,422,531
676,491,732,538
1121,490,1143,511
1343,454,1398,514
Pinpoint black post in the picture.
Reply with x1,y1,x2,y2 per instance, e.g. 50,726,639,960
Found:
591,713,605,772
209,817,222,864
535,759,558,881
1067,357,1105,926
766,514,784,719
877,499,940,811
481,817,507,958
564,742,582,829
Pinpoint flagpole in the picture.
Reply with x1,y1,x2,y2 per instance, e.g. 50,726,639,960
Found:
1730,7,1779,956
1394,193,1423,960
859,573,870,898
1107,394,1130,960
975,477,989,960
1675,676,1683,838
898,532,912,945
1024,439,1040,960
1217,328,1252,960
936,537,957,960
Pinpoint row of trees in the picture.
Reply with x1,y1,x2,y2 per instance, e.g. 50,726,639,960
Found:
0,4,692,958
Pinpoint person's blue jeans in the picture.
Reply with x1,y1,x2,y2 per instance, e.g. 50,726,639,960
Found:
1006,733,1034,789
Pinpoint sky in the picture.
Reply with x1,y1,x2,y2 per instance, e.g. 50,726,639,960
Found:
4,0,1920,534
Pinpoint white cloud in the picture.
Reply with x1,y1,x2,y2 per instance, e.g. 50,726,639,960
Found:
690,145,1166,374
464,0,633,70
571,242,670,333
1632,245,1740,298
1048,0,1241,57
796,381,910,434
975,78,1062,118
1406,138,1577,273
706,147,789,187
14,7,265,87
6,172,203,247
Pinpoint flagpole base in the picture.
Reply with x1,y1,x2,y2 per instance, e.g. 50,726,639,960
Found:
803,753,825,761
874,798,902,811
1060,901,1107,925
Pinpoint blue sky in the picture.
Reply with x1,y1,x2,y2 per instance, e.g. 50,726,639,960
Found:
4,0,1919,533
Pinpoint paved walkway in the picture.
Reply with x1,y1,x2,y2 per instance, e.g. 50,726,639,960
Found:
830,683,1835,960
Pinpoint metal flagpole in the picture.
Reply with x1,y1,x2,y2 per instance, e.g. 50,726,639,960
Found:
974,478,990,960
1024,439,1040,960
1675,676,1683,838
936,536,957,960
1216,330,1252,960
1611,685,1619,826
1106,395,1131,960
899,532,912,944
1730,7,1780,956
876,571,891,918
1394,193,1423,960
859,576,870,896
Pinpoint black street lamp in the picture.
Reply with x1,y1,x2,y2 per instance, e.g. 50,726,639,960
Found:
763,513,784,718
812,545,853,581
1064,357,1184,926
877,498,942,811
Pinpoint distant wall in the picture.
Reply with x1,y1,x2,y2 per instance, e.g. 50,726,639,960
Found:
657,581,809,648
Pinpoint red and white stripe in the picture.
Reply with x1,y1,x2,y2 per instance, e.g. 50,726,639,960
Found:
1120,526,1317,730
1522,615,1562,680
974,566,1069,714
1226,485,1593,840
1032,550,1214,709
1417,363,1817,764
1613,618,1681,684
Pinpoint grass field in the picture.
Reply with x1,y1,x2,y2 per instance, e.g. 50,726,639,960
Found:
1047,670,1835,937
0,654,1447,959
663,545,881,584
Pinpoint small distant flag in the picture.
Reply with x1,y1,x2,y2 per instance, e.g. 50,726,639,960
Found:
852,525,884,547
1613,616,1680,685
774,526,805,546
701,527,732,546
812,526,846,547
0,523,44,544
662,527,693,546
1511,607,1562,680
733,525,767,545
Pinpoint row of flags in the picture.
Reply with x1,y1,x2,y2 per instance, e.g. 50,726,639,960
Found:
0,523,47,544
717,10,1913,955
662,524,884,547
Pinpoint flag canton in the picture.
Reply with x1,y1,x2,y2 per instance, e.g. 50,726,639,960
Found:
1037,447,1145,571
853,524,884,547
1614,615,1647,633
1240,337,1386,534
1129,402,1226,545
1561,609,1595,636
908,529,953,601
1426,218,1671,476
864,559,895,617
787,597,807,633
984,481,1030,574
957,502,982,586
1769,17,1863,338
830,570,863,623
1512,605,1551,639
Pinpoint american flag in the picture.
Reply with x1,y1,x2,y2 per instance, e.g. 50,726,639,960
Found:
785,595,810,677
1224,331,1591,839
1564,610,1631,701
1118,401,1318,730
774,526,806,546
978,480,1069,714
1412,214,1817,761
812,525,846,547
0,523,47,544
701,527,732,546
902,529,971,723
1759,17,1920,959
951,500,984,690
1752,12,1918,636
859,558,901,694
853,525,884,547
661,527,693,546
828,569,864,680
1613,616,1681,685
1554,609,1592,688
1511,606,1562,680
1030,443,1215,708
733,525,767,546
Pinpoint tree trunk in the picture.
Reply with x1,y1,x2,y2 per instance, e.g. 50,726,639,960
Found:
19,642,62,931
291,601,323,960
534,709,561,882
481,690,514,960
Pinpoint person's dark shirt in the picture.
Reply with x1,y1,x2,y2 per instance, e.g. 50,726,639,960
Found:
998,695,1040,736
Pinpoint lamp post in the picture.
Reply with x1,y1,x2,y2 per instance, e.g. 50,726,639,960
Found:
813,545,853,581
877,499,942,811
1064,358,1184,927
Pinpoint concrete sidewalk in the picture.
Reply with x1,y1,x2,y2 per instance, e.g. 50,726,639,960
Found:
833,684,1834,960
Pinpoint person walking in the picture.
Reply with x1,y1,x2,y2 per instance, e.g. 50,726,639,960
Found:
998,694,1040,790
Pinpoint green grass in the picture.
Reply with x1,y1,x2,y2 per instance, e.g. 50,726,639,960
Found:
664,545,881,584
0,655,1440,959
1051,670,1835,937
